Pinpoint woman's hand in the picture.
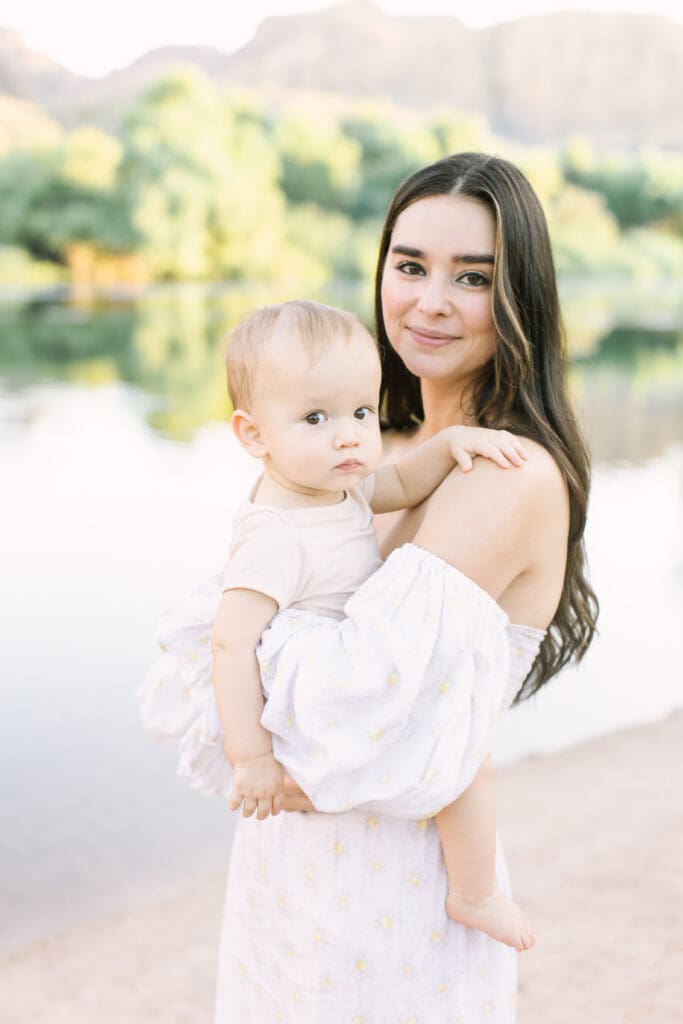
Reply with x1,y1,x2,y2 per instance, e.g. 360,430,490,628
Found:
280,774,316,813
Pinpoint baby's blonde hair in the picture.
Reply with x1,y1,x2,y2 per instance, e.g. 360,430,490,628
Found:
225,299,377,410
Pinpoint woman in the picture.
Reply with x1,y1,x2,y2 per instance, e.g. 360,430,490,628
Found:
218,152,598,1022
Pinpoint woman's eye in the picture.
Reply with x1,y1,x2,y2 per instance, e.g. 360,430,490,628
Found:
396,260,425,276
305,411,326,425
354,406,372,421
457,271,490,287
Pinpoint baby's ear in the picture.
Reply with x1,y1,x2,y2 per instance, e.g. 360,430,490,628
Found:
231,409,266,458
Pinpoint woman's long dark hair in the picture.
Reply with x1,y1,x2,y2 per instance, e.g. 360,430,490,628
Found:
375,152,599,701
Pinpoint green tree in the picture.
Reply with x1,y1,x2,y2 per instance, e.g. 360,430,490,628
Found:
340,109,440,219
562,143,683,231
0,130,137,262
122,69,290,281
275,112,361,211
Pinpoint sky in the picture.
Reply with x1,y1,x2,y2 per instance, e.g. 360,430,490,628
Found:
3,0,682,78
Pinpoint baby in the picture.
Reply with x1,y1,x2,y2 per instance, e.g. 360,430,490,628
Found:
212,299,535,951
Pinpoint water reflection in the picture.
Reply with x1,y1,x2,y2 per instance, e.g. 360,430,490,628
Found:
0,281,681,459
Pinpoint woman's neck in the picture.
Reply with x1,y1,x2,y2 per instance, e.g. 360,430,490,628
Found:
417,379,476,439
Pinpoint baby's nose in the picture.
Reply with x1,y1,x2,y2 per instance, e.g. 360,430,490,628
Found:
334,421,360,447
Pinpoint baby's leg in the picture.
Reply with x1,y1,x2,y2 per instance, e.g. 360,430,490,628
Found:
438,755,536,951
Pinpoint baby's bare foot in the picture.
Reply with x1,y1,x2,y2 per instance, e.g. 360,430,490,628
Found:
446,888,536,951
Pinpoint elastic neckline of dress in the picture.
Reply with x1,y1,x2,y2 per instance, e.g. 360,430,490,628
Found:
396,543,547,639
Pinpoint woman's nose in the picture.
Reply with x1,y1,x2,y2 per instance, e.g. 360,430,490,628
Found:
417,274,452,317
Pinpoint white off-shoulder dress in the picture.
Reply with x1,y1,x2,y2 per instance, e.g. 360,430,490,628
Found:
140,527,544,1023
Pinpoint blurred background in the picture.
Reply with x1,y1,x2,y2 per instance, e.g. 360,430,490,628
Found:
1,0,682,959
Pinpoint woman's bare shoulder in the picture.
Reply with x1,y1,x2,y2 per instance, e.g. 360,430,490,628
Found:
413,438,568,600
511,437,567,505
437,436,565,511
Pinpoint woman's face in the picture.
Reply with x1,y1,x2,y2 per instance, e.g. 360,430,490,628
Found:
380,194,497,388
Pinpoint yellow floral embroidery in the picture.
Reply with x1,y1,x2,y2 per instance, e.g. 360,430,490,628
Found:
355,959,368,973
431,930,443,944
380,915,392,929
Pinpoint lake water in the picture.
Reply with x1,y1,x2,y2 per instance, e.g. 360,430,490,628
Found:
1,281,682,954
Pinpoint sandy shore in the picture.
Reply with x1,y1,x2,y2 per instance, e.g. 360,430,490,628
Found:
3,711,682,1024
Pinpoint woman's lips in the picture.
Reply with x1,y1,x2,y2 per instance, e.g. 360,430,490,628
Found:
408,326,457,347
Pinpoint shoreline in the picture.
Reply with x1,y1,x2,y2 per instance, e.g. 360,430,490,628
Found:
3,711,682,1024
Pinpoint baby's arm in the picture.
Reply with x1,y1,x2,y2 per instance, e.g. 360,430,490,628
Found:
438,756,536,951
211,588,285,819
370,425,528,514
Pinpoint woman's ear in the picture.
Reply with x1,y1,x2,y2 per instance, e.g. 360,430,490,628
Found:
231,409,267,458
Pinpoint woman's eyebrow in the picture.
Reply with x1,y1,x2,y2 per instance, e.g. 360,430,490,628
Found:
390,244,494,264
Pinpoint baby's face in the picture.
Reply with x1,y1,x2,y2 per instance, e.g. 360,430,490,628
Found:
249,326,383,496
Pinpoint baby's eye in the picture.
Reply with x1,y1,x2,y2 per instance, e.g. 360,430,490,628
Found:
304,411,327,425
456,271,490,287
354,406,372,421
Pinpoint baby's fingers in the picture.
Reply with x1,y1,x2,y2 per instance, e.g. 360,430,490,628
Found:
229,788,244,812
255,796,272,821
242,796,258,818
452,448,474,473
498,432,529,466
476,443,512,469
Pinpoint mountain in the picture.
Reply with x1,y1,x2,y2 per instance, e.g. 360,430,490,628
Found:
1,1,682,148
0,28,82,106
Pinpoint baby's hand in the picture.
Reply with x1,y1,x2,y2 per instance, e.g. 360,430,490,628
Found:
446,426,529,473
230,752,286,820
